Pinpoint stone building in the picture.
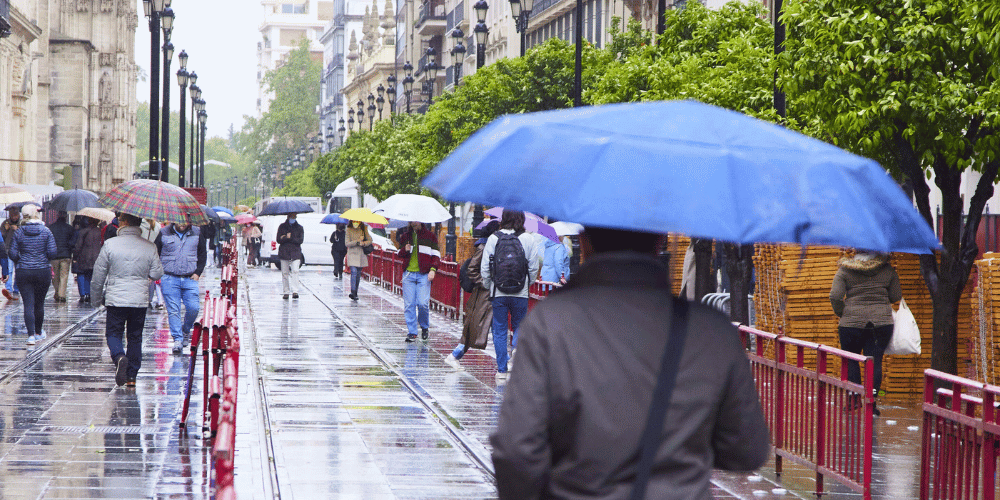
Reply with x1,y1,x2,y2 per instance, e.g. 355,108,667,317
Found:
0,0,137,193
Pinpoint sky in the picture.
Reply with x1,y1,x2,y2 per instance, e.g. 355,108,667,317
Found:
134,0,261,139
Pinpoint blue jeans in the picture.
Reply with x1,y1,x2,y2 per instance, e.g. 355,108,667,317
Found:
491,296,528,373
76,272,91,297
401,271,430,336
161,274,201,343
5,260,18,294
350,266,363,295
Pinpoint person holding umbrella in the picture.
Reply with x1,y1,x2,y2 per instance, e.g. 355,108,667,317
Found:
73,216,103,303
47,212,75,302
330,223,347,278
396,221,440,342
344,219,372,301
276,213,305,299
9,205,57,345
90,213,164,386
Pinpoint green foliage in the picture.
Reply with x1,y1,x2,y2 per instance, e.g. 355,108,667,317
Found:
274,163,322,197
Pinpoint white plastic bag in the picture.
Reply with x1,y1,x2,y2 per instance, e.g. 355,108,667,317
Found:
887,297,921,355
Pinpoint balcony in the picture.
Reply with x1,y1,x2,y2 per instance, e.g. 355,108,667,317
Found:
446,1,465,32
415,0,446,37
529,0,560,19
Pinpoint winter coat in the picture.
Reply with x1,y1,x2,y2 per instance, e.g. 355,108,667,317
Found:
540,237,570,283
276,221,304,261
396,227,441,274
330,229,347,256
48,219,75,260
490,252,770,500
0,217,19,252
830,254,902,329
460,244,492,350
73,226,103,273
90,226,165,308
157,225,206,277
480,229,542,299
10,221,57,270
345,225,372,268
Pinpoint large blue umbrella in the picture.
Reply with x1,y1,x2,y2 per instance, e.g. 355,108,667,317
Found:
257,199,315,216
321,213,351,225
211,206,234,216
423,100,939,254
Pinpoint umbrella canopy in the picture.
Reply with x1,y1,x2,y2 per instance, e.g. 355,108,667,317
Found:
201,205,220,224
236,214,257,224
4,201,40,212
219,213,238,223
340,207,389,225
257,199,315,216
77,207,115,224
550,221,584,236
48,189,101,212
372,194,452,223
484,207,543,221
477,214,559,243
423,100,939,254
0,186,34,205
99,179,210,226
321,213,351,225
211,206,234,216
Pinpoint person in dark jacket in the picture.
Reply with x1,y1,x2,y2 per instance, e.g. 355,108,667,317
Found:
276,214,305,299
330,224,347,278
47,212,75,302
10,205,57,345
1,207,21,301
73,217,103,303
829,251,902,415
490,227,770,500
156,223,208,354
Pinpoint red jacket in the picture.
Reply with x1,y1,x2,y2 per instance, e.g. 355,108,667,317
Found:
396,227,440,274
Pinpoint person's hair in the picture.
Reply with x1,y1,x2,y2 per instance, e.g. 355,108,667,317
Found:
500,210,525,233
21,205,38,220
584,226,660,254
481,219,500,240
57,211,68,222
119,213,141,227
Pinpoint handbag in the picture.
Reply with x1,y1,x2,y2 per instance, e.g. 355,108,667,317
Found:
629,298,689,500
362,243,375,255
887,297,921,355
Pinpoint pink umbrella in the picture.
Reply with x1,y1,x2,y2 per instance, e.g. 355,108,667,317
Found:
484,206,543,221
236,214,257,224
476,216,559,243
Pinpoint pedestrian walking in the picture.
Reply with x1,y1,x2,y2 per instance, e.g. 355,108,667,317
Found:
539,234,570,284
156,222,207,354
396,221,440,342
490,227,769,500
829,251,901,415
90,213,164,387
72,216,103,303
9,205,57,345
244,223,262,266
480,210,540,379
445,220,498,369
47,211,75,302
344,221,372,301
276,214,304,299
330,223,347,278
215,222,233,266
1,206,21,301
141,219,164,309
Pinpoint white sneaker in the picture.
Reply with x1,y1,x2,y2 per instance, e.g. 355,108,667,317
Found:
508,349,516,372
495,372,509,383
444,354,463,371
26,335,36,345
39,330,46,340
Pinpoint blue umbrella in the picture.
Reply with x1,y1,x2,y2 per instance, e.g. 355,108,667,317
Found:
423,100,939,254
218,213,238,223
211,206,234,216
257,199,315,216
48,189,100,212
321,213,351,225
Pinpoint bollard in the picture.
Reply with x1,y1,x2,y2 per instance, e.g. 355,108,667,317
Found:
209,375,222,438
180,291,213,428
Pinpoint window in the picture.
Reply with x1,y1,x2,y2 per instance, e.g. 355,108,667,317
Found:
281,3,307,14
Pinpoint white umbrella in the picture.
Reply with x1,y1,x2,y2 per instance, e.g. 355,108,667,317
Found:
77,207,115,224
550,221,584,236
373,194,452,223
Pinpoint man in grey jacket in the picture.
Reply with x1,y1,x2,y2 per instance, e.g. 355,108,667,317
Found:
490,227,769,500
91,213,164,387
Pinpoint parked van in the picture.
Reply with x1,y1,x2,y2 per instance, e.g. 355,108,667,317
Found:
258,212,396,267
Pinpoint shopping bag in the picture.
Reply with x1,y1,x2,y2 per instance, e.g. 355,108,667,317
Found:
887,297,921,355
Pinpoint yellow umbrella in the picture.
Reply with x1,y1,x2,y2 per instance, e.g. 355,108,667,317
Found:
340,207,388,225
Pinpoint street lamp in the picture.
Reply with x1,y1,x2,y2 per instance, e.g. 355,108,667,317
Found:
348,109,355,131
176,51,188,187
376,83,385,120
198,109,207,187
188,76,198,184
425,47,439,103
338,121,346,144
474,0,489,70
326,125,335,151
450,28,466,87
509,0,533,57
159,10,174,182
386,74,397,115
144,0,167,179
356,99,365,131
402,61,414,113
366,93,375,130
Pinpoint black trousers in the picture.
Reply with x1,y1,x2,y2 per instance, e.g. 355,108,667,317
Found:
332,252,345,277
16,268,51,337
839,322,894,395
106,306,148,380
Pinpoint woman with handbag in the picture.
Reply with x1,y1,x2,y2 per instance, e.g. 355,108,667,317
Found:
829,251,902,415
345,220,372,301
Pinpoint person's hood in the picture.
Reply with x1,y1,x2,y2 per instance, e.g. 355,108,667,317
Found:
544,238,562,249
21,220,45,236
838,253,890,275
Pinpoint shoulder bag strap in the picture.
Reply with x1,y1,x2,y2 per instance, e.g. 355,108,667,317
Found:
629,297,690,500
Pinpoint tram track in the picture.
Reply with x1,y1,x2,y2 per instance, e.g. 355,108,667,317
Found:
0,305,105,387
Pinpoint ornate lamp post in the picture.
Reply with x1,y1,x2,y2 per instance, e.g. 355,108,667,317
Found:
403,61,414,113
348,108,355,131
450,28,466,86
338,121,346,144
425,47,439,104
198,109,207,186
366,93,376,130
474,0,489,70
176,50,188,187
386,74,397,115
356,99,365,130
143,0,166,179
508,0,534,57
159,9,174,182
188,77,199,183
326,125,335,151
376,84,385,121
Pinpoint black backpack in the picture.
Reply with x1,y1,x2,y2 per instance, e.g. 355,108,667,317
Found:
459,257,476,293
490,232,529,294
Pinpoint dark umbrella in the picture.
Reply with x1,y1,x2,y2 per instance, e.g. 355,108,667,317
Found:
48,189,101,212
201,205,220,224
4,201,40,211
257,199,315,216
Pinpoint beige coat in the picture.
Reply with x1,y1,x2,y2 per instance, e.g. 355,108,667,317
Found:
345,225,372,268
460,245,492,350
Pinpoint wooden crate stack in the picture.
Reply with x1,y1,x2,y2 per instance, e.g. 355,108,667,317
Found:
970,254,1000,385
665,234,690,297
880,254,934,394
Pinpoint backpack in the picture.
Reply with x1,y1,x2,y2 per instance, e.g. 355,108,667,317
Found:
490,232,529,294
459,257,476,293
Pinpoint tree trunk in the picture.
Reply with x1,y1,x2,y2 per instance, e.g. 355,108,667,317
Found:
692,237,714,302
725,243,755,325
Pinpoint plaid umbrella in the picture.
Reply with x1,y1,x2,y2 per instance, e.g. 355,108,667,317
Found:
100,179,210,226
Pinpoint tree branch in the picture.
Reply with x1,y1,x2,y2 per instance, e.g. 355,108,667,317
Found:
892,122,939,296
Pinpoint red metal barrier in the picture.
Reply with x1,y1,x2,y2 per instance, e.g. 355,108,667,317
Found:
739,326,874,499
920,370,1000,500
429,260,461,319
529,281,560,310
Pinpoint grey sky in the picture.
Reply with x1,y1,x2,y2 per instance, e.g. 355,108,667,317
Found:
134,0,260,139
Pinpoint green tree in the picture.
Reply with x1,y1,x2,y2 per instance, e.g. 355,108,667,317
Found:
780,0,1000,375
274,163,322,197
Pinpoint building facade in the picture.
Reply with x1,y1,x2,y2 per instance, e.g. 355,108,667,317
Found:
257,0,332,115
0,0,137,192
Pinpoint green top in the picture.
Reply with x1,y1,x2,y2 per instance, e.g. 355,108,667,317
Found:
407,228,420,272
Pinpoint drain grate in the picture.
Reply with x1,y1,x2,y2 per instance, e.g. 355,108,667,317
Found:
41,425,167,434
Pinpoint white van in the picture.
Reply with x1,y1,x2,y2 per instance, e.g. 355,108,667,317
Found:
258,212,396,267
